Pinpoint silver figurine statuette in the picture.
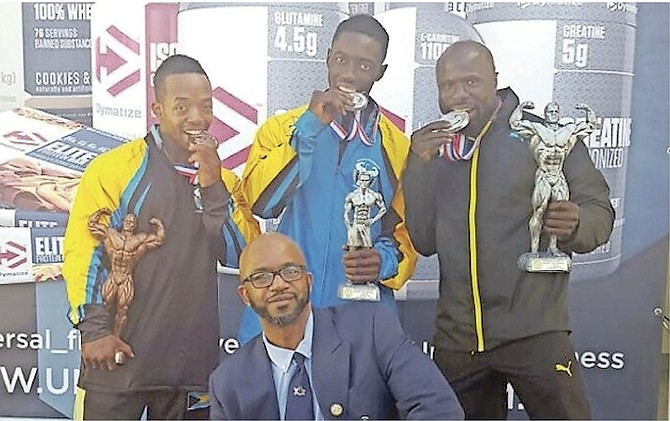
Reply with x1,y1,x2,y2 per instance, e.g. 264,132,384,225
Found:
510,100,598,273
338,162,386,301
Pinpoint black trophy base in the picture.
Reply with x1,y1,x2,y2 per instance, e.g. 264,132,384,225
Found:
337,281,381,302
518,252,572,273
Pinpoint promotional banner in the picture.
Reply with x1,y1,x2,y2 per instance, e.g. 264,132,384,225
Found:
0,108,124,416
90,1,150,140
0,2,94,126
91,1,180,139
21,2,94,126
145,2,180,129
0,3,25,113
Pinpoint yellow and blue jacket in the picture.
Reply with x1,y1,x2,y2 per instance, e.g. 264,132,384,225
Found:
238,104,418,343
63,132,259,392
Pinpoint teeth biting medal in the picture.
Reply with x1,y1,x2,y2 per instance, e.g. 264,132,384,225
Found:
185,130,218,148
436,109,470,158
339,86,368,111
435,109,470,133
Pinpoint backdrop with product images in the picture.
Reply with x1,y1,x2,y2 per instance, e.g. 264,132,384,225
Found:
0,2,667,419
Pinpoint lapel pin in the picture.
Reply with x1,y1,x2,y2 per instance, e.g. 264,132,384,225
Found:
330,403,344,417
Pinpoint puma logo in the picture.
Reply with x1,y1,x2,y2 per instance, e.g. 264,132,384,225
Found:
555,360,573,377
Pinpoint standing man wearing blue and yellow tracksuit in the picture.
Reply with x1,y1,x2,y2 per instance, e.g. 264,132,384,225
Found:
63,54,259,420
239,14,418,343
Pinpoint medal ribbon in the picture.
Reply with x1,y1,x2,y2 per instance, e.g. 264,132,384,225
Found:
151,125,203,211
329,107,380,147
174,163,203,212
173,163,199,185
442,97,503,161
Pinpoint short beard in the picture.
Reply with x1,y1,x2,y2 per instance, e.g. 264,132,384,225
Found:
251,294,309,327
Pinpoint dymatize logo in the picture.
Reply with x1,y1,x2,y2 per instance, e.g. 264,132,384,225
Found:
95,25,141,96
0,241,28,270
3,130,48,148
211,87,259,171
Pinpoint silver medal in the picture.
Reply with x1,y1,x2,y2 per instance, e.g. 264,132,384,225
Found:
435,109,470,158
346,92,368,111
441,109,470,132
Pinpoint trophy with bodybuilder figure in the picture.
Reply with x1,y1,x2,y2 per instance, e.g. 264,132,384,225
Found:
510,100,598,272
88,209,165,364
337,162,387,302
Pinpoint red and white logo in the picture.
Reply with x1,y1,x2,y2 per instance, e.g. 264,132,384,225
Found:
211,87,259,171
0,240,27,269
3,130,48,148
0,228,33,284
95,25,141,96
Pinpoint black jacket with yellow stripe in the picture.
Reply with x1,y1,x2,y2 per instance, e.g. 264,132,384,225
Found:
403,88,614,353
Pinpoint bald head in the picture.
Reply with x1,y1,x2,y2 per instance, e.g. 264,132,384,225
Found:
239,232,307,281
238,232,312,335
435,40,499,137
437,40,496,75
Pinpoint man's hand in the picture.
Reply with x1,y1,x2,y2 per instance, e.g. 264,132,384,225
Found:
410,120,456,162
342,247,381,284
307,90,352,124
81,334,134,371
188,142,222,188
543,201,580,241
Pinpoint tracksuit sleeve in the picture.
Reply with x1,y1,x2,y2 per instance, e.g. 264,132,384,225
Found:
562,140,615,253
402,152,439,256
62,158,115,343
241,109,327,219
201,169,260,268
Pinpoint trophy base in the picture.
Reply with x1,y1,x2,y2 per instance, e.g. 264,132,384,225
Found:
114,351,126,365
518,252,572,273
337,281,381,302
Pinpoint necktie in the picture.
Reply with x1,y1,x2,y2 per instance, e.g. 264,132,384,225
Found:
285,352,314,420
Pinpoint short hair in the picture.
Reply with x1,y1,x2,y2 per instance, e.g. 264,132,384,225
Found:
154,54,209,101
332,14,389,62
437,40,496,75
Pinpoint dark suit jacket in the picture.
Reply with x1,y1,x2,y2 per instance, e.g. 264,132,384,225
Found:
209,303,464,420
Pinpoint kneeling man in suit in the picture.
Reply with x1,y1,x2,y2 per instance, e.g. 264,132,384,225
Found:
209,232,464,420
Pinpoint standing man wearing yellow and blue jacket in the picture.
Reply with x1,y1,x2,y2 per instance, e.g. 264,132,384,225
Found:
63,54,259,420
239,14,418,344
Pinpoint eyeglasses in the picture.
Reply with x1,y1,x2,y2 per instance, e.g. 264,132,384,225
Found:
243,265,307,289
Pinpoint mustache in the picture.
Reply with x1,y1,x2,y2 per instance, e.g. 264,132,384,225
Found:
267,291,297,303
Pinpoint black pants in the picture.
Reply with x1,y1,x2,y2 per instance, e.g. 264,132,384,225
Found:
82,389,209,420
434,331,591,420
